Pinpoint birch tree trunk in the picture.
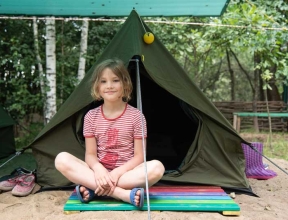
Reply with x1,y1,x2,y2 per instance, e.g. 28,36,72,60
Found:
33,17,46,121
77,18,89,83
45,17,57,124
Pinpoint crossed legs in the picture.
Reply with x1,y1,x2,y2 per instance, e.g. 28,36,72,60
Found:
55,152,165,206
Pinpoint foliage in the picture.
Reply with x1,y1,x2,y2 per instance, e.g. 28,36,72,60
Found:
147,0,287,101
217,0,288,94
14,122,44,149
0,19,43,121
0,18,120,124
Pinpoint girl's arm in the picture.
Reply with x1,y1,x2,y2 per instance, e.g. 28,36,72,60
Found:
110,138,145,183
85,137,99,169
85,137,115,194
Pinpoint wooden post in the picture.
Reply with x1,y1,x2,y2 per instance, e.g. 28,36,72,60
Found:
237,117,241,132
233,114,237,130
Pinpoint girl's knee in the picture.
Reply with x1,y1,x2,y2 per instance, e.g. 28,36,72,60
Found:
54,152,70,170
149,160,165,177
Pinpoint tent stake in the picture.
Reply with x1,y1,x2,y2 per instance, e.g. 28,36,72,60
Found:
130,57,151,220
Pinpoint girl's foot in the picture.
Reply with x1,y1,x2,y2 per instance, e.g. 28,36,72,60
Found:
75,185,95,203
79,186,91,201
130,188,144,208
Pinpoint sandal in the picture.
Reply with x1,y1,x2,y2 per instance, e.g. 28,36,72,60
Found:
130,187,144,208
75,185,95,203
11,174,36,196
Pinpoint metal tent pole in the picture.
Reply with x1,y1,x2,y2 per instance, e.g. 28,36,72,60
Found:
130,57,151,220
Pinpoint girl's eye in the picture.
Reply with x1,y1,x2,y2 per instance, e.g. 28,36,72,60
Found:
113,79,120,82
100,80,106,83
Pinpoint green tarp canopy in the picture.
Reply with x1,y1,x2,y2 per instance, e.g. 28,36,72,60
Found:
0,0,230,17
0,105,16,158
29,10,251,194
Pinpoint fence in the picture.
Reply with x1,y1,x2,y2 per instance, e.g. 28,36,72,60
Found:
213,101,288,132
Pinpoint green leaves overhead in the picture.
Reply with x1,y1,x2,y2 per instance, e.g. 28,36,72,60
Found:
0,0,287,122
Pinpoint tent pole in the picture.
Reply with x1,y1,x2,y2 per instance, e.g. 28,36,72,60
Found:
130,57,151,219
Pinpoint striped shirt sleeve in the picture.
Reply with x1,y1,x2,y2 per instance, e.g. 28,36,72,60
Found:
133,109,147,139
83,109,96,138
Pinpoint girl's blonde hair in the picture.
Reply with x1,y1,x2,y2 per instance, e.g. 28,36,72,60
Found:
90,58,133,102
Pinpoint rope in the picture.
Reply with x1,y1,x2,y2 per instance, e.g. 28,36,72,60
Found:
0,151,23,169
0,16,286,31
250,145,288,176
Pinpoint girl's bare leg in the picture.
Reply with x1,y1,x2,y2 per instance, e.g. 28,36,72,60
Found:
110,159,165,205
55,152,97,189
55,152,165,205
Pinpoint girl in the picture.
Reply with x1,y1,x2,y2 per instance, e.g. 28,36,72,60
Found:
55,58,165,208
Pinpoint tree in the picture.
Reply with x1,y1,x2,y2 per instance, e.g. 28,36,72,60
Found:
45,17,57,124
33,17,46,119
77,18,89,83
0,19,43,122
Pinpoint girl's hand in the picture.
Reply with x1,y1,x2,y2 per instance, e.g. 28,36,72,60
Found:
93,164,115,196
109,168,122,187
98,169,122,196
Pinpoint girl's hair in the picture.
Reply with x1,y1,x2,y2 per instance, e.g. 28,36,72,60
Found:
90,58,133,102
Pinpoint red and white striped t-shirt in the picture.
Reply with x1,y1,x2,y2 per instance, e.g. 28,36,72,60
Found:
83,103,147,170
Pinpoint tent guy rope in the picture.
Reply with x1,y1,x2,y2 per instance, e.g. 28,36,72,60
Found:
0,16,286,31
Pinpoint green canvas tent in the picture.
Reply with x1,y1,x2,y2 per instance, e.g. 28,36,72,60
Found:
29,10,252,194
0,104,16,159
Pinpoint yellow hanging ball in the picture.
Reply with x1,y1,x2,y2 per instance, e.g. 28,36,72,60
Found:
143,32,154,44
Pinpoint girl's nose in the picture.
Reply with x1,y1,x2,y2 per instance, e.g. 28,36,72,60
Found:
107,81,113,88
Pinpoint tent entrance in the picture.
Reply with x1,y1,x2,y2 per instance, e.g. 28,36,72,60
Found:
128,59,198,170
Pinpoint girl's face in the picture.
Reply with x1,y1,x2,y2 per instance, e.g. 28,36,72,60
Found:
98,68,123,102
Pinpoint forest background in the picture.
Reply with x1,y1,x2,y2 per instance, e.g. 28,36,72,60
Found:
0,0,287,150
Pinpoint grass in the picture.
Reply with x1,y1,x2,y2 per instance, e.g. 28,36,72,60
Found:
240,131,288,161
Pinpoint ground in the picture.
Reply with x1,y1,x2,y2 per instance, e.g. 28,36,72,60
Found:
0,133,288,219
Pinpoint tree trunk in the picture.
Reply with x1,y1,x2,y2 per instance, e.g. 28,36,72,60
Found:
77,19,89,83
253,52,261,132
230,48,254,92
268,65,281,101
226,49,235,101
33,17,46,121
264,88,273,150
45,17,57,124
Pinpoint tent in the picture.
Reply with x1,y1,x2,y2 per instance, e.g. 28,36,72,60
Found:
0,104,16,159
29,10,252,194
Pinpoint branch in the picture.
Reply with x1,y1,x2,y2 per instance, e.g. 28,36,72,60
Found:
229,48,255,92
